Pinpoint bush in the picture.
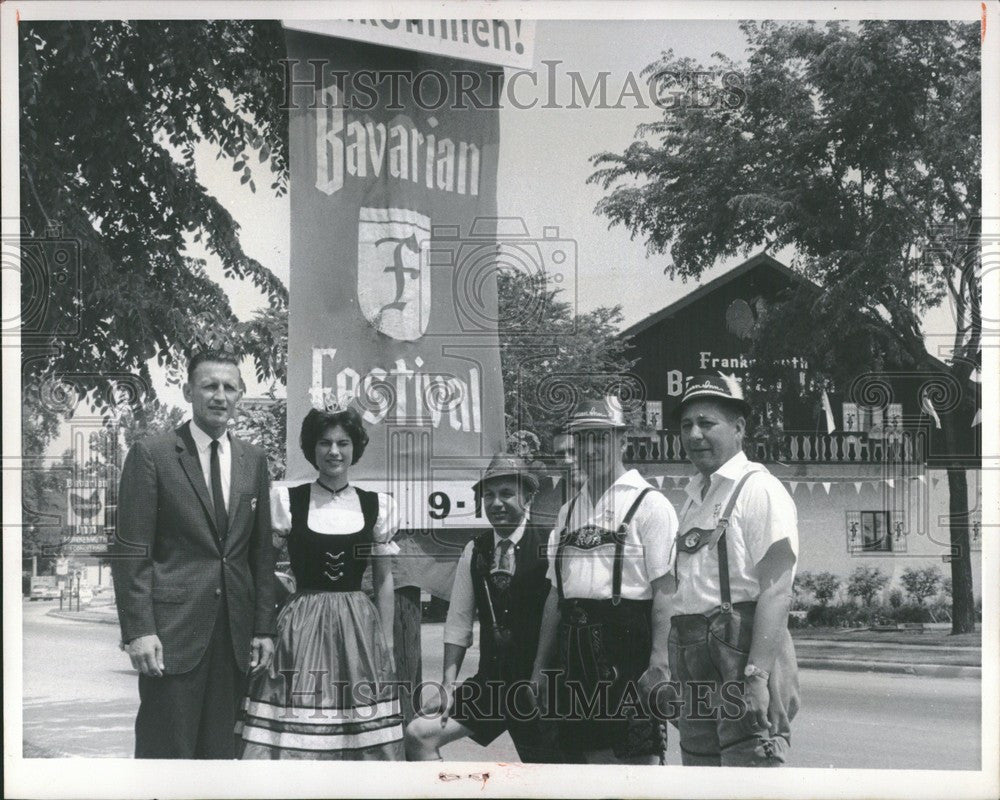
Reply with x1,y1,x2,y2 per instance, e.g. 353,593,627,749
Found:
927,600,952,623
842,603,884,627
889,603,933,624
846,566,889,607
900,566,942,605
887,588,904,608
805,602,886,628
790,572,812,611
806,604,840,627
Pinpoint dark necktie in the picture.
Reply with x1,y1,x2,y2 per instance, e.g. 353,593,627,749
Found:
210,439,228,540
491,538,513,592
496,538,514,574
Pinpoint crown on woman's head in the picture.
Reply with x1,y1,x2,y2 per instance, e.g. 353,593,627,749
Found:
309,387,350,414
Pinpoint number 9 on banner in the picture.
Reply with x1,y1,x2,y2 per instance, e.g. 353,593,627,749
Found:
428,491,451,520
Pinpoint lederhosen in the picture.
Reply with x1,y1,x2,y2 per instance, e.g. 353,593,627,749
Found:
449,525,565,763
667,469,795,766
552,488,668,761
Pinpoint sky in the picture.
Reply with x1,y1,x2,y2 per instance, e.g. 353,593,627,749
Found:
154,17,958,407
164,19,761,407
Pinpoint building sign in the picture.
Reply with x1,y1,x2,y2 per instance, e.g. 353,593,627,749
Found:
643,400,663,431
696,351,809,372
284,19,535,69
65,480,110,554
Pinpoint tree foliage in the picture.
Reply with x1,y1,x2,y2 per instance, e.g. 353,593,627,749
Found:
19,20,289,430
497,270,635,448
900,565,942,606
591,20,980,633
234,398,288,480
120,401,188,450
797,570,840,607
846,565,890,607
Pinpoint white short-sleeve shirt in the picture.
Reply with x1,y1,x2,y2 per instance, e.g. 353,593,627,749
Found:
672,451,798,615
443,519,528,649
545,469,677,601
270,483,400,556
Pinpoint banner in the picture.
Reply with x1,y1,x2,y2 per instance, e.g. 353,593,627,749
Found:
284,31,508,595
284,19,535,69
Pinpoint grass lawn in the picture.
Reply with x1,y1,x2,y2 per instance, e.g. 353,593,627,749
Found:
791,626,982,667
791,626,981,647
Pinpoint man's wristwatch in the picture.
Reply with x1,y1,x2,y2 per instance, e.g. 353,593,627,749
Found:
744,663,770,682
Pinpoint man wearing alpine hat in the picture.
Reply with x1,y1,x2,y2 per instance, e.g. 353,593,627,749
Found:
530,397,677,764
667,374,800,766
405,453,564,762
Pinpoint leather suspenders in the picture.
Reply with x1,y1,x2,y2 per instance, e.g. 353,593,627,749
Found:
555,487,655,605
553,494,579,603
672,468,764,613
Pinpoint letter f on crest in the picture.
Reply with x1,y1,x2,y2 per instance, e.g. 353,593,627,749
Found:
357,208,431,341
376,233,421,314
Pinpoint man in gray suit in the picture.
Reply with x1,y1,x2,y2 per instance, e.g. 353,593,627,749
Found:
112,350,277,758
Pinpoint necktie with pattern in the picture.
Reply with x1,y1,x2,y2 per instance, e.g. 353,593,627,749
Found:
496,537,514,574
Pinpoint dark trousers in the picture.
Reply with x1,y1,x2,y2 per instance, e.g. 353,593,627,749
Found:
135,600,244,759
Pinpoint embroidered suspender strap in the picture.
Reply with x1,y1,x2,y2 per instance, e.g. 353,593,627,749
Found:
715,469,765,613
612,488,654,606
472,536,503,631
554,493,580,602
480,565,500,630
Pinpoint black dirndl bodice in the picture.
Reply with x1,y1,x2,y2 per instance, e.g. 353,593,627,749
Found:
286,483,379,592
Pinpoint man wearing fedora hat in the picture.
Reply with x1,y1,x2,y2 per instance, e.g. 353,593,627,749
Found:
529,396,677,765
666,374,799,767
404,453,564,762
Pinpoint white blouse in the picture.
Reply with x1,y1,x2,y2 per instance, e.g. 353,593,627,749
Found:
270,483,400,556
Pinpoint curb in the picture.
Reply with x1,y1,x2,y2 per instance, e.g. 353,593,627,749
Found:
797,657,981,679
46,609,118,625
43,610,981,679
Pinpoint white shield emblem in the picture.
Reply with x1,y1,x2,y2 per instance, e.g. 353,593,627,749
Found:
357,207,431,341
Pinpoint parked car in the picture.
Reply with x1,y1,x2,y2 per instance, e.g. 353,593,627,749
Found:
29,582,60,601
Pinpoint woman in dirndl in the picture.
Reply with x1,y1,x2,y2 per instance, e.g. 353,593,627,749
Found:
240,407,404,759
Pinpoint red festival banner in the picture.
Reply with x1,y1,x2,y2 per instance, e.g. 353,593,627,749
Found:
283,29,508,595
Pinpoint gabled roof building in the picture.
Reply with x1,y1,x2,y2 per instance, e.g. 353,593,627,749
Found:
620,253,982,598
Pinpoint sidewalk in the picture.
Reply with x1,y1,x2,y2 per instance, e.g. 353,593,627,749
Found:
46,603,982,678
790,624,981,678
47,599,119,626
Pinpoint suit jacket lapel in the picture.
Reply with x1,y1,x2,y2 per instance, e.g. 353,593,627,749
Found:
176,422,221,540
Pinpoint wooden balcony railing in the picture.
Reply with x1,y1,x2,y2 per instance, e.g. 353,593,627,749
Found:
624,430,925,465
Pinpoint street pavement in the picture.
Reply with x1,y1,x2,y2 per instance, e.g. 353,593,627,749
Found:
21,599,982,769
